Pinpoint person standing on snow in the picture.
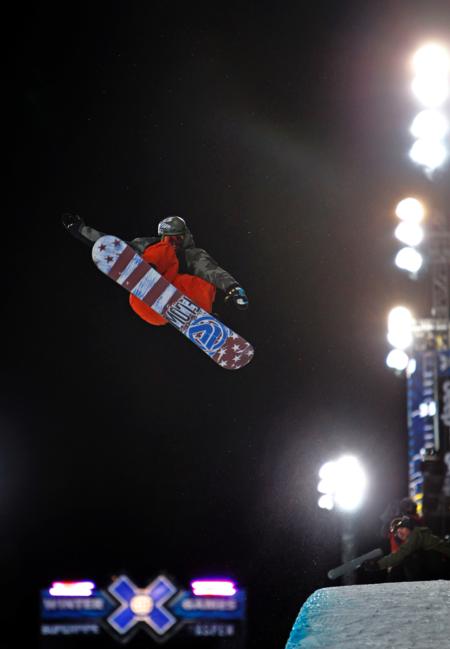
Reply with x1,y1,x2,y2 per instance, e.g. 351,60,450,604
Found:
62,213,249,326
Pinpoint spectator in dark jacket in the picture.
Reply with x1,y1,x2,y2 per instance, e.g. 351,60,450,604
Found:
366,516,450,580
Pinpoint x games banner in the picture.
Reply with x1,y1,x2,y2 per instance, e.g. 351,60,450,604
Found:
40,574,246,646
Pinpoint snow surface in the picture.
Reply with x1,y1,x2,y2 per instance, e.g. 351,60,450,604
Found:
285,581,450,648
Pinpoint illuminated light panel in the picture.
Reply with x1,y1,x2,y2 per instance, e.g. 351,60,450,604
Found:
318,478,334,494
395,197,425,223
411,74,449,108
388,306,413,333
412,43,450,77
395,221,424,247
49,581,95,597
410,109,449,140
317,456,367,512
386,348,409,371
409,138,447,170
191,580,237,597
395,247,423,273
411,44,450,108
332,456,367,511
318,494,334,510
387,328,413,350
318,461,336,481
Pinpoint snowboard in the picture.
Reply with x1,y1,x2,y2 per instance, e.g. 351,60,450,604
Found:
92,235,254,370
327,548,383,580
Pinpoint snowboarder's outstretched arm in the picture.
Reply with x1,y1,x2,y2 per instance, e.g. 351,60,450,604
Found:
62,214,158,253
185,247,249,309
62,213,104,246
376,529,423,570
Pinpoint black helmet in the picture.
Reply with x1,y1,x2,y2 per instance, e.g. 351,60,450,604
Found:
157,216,187,237
390,516,416,534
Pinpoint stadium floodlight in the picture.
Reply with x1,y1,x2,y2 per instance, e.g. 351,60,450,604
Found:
395,246,423,273
317,494,334,510
411,43,450,107
317,456,367,512
412,43,450,77
394,221,424,247
409,138,447,170
387,306,413,349
387,329,413,350
395,197,425,223
318,461,337,481
411,74,449,108
410,109,449,141
388,305,413,330
386,348,410,371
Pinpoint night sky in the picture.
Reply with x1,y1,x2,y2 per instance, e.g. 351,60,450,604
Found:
6,2,450,647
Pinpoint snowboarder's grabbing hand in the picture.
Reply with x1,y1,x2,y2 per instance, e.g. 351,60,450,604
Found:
62,213,249,326
225,286,249,310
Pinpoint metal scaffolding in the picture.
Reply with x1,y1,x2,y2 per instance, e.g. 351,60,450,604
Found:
408,209,450,533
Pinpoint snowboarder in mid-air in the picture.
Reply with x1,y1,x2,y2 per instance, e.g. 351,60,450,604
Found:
62,213,249,326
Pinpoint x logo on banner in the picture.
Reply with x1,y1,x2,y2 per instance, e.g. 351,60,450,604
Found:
107,575,178,637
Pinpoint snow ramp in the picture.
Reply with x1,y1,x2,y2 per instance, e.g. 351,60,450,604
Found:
285,580,450,649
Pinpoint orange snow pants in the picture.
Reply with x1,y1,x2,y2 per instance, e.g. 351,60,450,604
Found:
129,240,216,326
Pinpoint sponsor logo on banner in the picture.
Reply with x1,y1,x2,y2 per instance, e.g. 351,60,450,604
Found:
40,574,246,643
107,575,177,638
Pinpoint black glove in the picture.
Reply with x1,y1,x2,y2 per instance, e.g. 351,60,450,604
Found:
62,212,84,233
362,559,381,572
225,285,249,310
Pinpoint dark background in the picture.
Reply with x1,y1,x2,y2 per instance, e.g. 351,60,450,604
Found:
6,1,450,647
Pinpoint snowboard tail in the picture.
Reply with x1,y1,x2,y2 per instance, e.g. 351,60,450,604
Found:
92,235,254,370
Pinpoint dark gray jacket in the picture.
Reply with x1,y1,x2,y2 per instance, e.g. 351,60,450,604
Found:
378,527,450,570
75,222,240,294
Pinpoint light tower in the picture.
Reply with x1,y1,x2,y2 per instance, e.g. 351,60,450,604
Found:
317,456,367,585
385,43,450,532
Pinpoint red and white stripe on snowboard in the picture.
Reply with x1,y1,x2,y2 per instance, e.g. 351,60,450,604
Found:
92,235,254,369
